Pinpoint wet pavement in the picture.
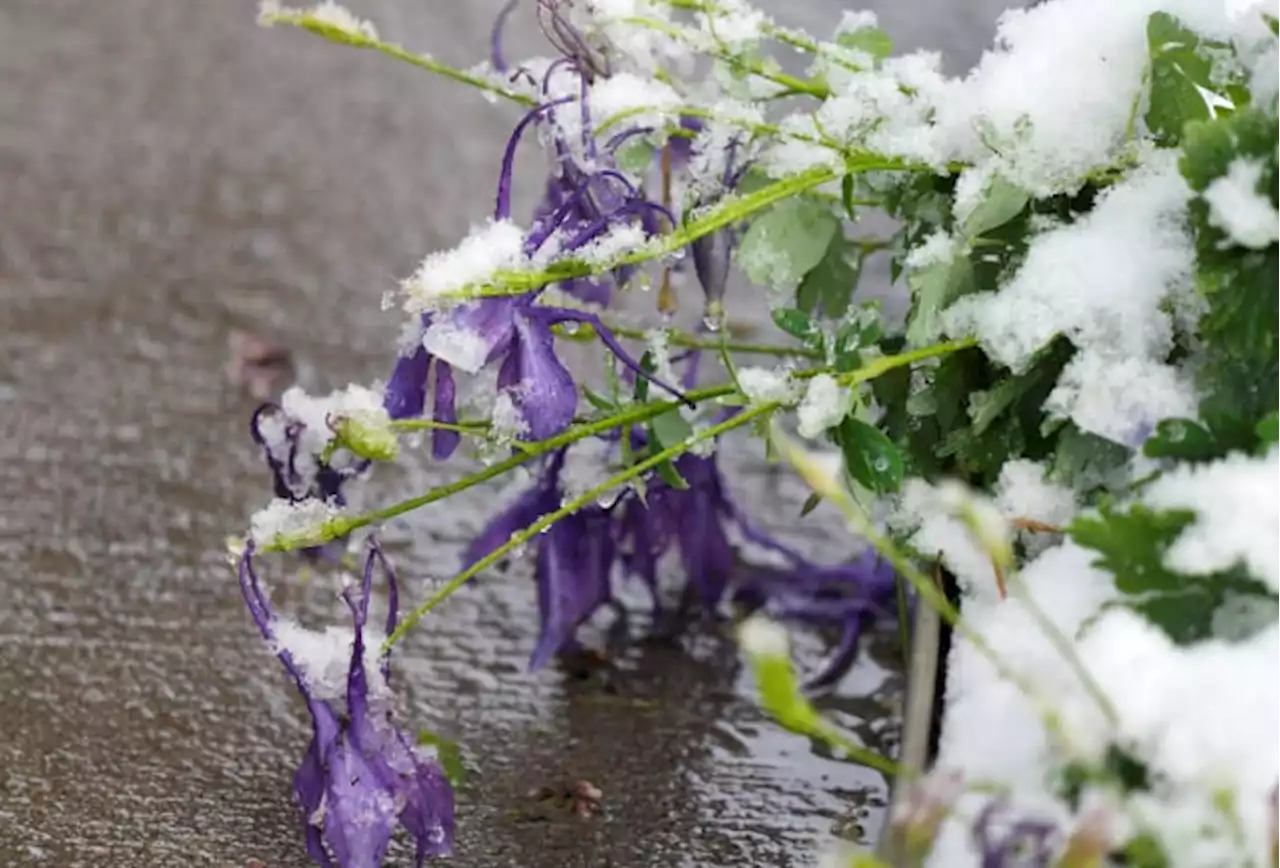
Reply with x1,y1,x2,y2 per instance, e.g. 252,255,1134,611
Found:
0,1,1010,865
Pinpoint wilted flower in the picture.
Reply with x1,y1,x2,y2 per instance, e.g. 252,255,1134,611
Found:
250,390,377,561
462,448,617,668
239,541,455,867
384,86,690,449
732,547,897,691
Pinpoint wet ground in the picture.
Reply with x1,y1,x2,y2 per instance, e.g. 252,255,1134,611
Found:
0,1,1011,865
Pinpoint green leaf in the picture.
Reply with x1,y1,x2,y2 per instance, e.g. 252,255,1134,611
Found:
770,307,817,342
835,26,893,61
1070,503,1277,645
799,492,823,517
653,457,690,490
1257,410,1278,446
840,174,858,220
1048,423,1133,496
634,351,654,403
1145,12,1215,146
797,233,861,319
581,385,618,413
1123,834,1171,868
650,408,693,448
837,417,905,494
1179,106,1279,453
418,730,468,786
904,250,974,348
959,174,1030,239
615,138,656,174
1141,418,1220,462
832,321,864,374
737,196,840,290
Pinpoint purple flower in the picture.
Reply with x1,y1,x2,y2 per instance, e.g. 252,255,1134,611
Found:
385,90,690,450
971,799,1060,868
250,401,371,562
383,317,461,461
732,548,898,692
615,449,738,614
239,541,455,867
462,449,616,668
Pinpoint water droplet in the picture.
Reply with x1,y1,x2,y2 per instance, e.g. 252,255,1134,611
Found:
1166,422,1186,442
659,309,676,326
561,321,581,335
872,456,890,473
596,488,623,509
702,306,725,332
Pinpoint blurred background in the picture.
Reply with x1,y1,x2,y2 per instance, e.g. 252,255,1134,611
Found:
0,1,1013,865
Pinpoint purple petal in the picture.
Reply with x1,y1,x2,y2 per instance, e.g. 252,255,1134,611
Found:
530,508,615,669
489,0,519,72
384,342,433,421
495,97,575,220
431,362,461,461
321,736,399,868
503,311,579,441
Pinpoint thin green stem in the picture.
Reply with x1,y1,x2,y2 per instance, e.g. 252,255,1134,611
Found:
259,7,537,107
390,419,490,436
617,15,830,99
605,323,821,358
442,165,845,302
383,400,777,649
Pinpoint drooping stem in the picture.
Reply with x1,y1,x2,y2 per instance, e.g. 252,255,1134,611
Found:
259,338,973,553
259,5,538,107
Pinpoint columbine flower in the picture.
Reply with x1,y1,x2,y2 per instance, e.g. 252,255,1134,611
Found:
732,548,898,691
462,448,617,668
250,387,380,560
239,541,455,866
389,87,691,447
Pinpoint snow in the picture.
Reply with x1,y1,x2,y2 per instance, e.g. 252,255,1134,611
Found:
944,154,1195,374
738,615,790,658
736,366,801,405
795,373,852,439
422,318,492,375
273,619,391,702
1203,158,1280,250
923,443,1280,865
258,1,378,40
249,497,342,547
490,391,530,440
1044,351,1199,447
1143,447,1280,591
401,219,527,313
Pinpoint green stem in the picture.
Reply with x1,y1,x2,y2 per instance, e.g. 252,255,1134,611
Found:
262,339,973,554
604,323,821,358
259,8,537,107
445,164,846,301
382,400,777,649
617,15,829,99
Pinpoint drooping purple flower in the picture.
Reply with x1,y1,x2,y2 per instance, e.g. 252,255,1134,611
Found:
250,400,372,562
971,799,1061,868
462,448,617,668
615,449,738,614
732,548,898,692
389,88,691,450
239,541,455,866
383,316,461,461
